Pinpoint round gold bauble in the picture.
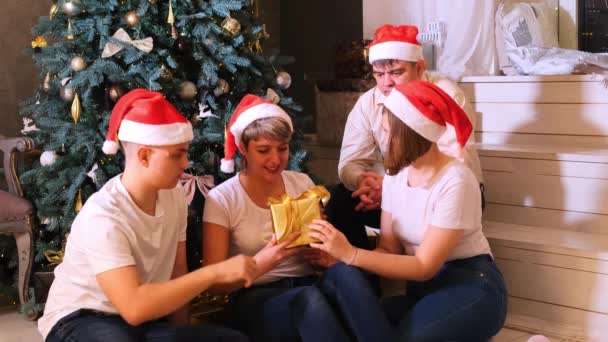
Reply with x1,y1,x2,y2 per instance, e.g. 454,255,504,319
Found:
275,71,292,89
70,56,87,72
124,10,140,27
60,85,76,102
221,17,241,37
213,79,230,97
61,0,82,16
179,81,198,99
108,85,125,102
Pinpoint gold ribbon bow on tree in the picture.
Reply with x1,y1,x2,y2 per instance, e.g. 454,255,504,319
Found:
44,234,69,266
269,186,331,248
102,28,154,58
179,173,215,204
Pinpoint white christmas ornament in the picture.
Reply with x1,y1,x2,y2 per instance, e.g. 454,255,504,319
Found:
87,163,99,185
21,117,39,134
40,151,58,166
198,103,218,119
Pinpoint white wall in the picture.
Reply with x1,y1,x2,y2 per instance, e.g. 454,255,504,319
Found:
363,0,578,49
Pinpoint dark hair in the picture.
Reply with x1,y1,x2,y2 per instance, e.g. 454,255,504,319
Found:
383,110,432,175
238,116,292,170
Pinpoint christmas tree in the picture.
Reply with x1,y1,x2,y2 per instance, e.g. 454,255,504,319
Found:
1,0,306,307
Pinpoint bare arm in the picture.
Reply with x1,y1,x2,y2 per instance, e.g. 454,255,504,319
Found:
309,219,463,281
374,210,403,255
203,222,246,294
168,242,189,324
96,252,256,326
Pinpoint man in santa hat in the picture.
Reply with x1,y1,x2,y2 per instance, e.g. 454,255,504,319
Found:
39,89,256,342
323,24,483,252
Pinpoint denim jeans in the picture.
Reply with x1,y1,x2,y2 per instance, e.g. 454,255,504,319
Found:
45,309,249,342
226,275,352,342
320,255,508,342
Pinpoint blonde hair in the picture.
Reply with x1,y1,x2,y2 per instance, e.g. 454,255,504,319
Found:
239,116,292,170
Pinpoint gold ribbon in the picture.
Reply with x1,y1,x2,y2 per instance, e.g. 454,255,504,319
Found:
269,186,330,248
179,173,215,204
44,234,69,265
101,28,154,58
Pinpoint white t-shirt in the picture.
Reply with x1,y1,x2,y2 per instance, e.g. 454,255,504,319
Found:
38,175,187,340
382,161,491,261
203,170,316,285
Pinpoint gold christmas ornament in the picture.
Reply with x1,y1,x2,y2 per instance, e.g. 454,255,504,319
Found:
275,71,292,89
50,3,59,19
171,25,179,39
124,10,140,27
108,85,125,102
160,64,173,81
70,56,87,72
221,17,241,37
60,84,76,102
43,73,52,92
62,0,82,16
71,93,81,123
67,20,75,40
179,81,198,99
32,36,48,49
213,79,230,97
167,0,175,24
75,190,83,212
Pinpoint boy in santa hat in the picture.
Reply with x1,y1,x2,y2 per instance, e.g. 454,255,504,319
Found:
309,81,507,341
39,89,256,342
323,24,484,254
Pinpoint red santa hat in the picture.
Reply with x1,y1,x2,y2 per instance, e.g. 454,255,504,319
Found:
383,81,472,147
221,94,292,173
368,25,423,64
102,88,193,154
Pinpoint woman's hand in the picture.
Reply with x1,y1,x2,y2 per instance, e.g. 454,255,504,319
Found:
253,232,303,277
302,248,338,268
308,219,357,264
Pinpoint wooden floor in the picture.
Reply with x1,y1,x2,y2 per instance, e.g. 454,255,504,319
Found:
0,307,557,342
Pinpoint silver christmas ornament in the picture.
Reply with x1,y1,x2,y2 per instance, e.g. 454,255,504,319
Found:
61,0,82,16
40,151,58,166
275,71,292,89
70,56,87,72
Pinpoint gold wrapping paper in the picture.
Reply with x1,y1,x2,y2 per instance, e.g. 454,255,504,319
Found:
269,186,330,248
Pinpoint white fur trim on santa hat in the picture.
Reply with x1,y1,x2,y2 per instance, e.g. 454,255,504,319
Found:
102,140,119,154
220,158,235,173
384,89,445,143
368,41,423,64
118,120,194,146
230,103,292,147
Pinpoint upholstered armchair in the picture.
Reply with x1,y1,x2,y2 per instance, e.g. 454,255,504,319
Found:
0,135,36,319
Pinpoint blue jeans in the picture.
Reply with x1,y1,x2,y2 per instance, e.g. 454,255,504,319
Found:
320,255,508,342
226,275,352,342
45,309,249,342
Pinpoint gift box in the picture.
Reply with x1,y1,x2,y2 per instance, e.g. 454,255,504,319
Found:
269,186,330,248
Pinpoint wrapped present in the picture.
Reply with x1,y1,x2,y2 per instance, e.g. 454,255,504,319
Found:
269,186,331,248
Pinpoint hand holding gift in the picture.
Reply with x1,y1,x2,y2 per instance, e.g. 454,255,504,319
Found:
269,186,331,248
